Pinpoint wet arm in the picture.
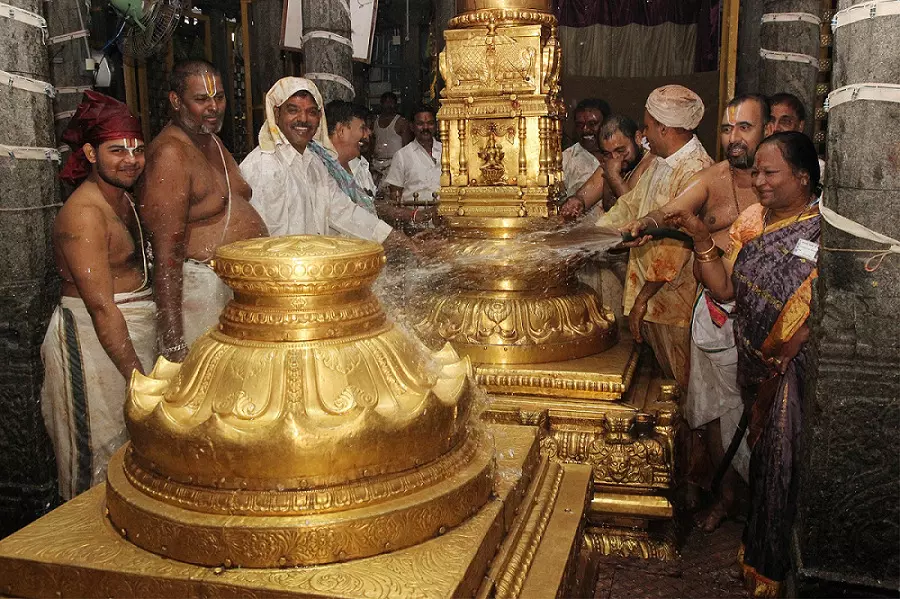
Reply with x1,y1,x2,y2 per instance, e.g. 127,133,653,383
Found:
57,208,143,379
634,171,710,236
139,143,191,361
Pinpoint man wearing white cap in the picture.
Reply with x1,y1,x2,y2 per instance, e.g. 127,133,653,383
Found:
240,77,403,246
596,84,713,390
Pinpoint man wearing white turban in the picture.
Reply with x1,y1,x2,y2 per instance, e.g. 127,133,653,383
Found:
240,77,401,245
595,84,713,392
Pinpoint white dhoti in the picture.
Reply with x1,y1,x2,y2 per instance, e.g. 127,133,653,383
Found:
182,260,232,346
684,289,749,481
40,288,157,499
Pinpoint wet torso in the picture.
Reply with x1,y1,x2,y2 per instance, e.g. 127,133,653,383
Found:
152,124,266,261
698,161,759,248
55,187,146,297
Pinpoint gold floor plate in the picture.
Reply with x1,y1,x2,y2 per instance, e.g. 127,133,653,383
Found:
0,425,593,599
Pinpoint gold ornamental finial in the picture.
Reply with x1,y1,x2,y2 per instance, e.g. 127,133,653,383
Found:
106,235,494,568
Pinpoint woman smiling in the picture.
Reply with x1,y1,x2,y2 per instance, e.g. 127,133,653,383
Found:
666,131,822,597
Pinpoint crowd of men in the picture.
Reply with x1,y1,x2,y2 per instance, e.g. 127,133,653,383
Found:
40,60,819,592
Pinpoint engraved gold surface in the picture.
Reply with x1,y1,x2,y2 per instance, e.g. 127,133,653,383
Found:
482,344,679,561
473,337,638,399
106,432,495,568
423,1,619,366
211,236,387,342
0,426,594,598
430,0,678,561
584,524,677,561
108,235,493,568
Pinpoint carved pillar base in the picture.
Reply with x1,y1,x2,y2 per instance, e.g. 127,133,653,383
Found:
481,339,679,562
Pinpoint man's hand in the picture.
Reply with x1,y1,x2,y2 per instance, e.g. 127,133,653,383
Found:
559,196,586,220
629,295,648,343
619,217,654,248
603,155,625,184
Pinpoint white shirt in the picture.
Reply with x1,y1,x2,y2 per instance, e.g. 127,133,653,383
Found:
350,155,377,198
562,142,601,198
383,139,442,205
241,143,392,242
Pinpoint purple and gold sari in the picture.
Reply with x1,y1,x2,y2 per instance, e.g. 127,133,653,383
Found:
724,204,820,597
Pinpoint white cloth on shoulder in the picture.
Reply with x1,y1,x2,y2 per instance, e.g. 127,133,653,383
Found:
182,259,232,347
40,288,157,500
684,289,749,482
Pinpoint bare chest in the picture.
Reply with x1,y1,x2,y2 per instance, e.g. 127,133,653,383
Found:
701,176,758,234
187,145,252,218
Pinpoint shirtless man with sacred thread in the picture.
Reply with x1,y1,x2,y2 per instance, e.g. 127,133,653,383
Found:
42,91,158,499
623,94,774,528
140,60,267,363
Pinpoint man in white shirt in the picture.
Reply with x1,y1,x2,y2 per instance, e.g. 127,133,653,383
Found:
325,100,377,199
561,97,610,198
241,78,404,247
384,106,442,209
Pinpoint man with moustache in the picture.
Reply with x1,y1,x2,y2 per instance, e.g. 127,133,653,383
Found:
371,91,413,186
241,78,403,246
140,60,267,363
768,92,806,133
42,91,157,499
562,98,611,198
327,102,378,199
560,114,651,218
325,100,424,230
322,100,377,208
770,92,826,182
559,115,652,321
624,94,773,527
383,106,442,224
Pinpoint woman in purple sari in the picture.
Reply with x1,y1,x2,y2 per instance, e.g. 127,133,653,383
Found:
666,131,821,597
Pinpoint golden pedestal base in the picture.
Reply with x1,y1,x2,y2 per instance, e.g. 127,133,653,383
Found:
106,428,495,568
481,337,680,561
0,426,596,598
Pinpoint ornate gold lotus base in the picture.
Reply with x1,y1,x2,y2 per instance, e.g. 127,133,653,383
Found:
0,426,598,598
106,427,495,568
480,338,680,561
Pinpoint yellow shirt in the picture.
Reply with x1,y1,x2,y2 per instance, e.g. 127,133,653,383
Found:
597,136,714,327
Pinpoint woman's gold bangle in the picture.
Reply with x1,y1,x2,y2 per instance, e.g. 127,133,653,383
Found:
694,243,718,258
695,251,721,263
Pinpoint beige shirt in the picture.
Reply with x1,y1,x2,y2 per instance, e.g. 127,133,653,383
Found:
383,140,442,205
562,142,601,198
241,143,392,243
598,136,714,327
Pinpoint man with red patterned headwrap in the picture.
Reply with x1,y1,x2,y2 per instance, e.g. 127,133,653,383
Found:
41,90,158,500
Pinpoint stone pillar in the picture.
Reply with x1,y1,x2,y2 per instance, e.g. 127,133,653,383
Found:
249,0,288,110
793,1,900,595
0,0,61,535
757,0,822,136
302,0,354,103
735,0,764,96
45,0,94,150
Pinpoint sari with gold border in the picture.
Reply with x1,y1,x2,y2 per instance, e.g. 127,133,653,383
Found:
723,203,820,596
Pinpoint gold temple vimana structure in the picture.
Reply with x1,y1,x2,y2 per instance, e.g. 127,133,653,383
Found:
0,0,679,595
